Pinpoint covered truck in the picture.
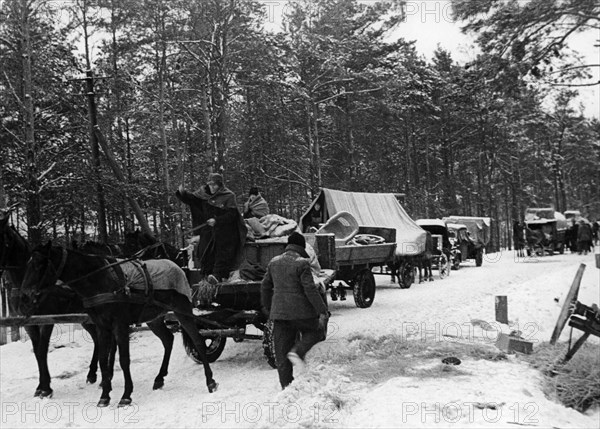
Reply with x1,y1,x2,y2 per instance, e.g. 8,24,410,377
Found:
442,216,491,266
524,208,567,255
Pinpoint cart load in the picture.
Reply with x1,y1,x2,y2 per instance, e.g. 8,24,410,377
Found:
300,188,426,256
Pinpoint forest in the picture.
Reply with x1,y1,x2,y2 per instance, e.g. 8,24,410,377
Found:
1,0,598,249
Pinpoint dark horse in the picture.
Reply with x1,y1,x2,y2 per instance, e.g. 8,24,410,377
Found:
20,242,217,407
0,206,104,398
79,233,192,392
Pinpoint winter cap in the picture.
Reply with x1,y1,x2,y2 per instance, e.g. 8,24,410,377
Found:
249,187,259,196
287,232,306,248
207,173,223,187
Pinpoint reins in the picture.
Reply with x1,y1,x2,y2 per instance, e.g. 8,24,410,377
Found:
57,242,165,287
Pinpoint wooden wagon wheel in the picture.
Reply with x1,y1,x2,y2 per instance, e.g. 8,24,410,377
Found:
182,321,228,363
550,264,586,345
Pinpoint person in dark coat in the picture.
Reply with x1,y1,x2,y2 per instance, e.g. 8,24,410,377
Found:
577,220,593,255
176,173,247,281
261,232,329,389
513,221,525,257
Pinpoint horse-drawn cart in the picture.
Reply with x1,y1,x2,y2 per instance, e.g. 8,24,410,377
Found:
180,243,336,367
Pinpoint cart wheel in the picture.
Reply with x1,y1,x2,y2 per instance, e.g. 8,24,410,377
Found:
182,329,227,364
353,269,376,308
262,320,277,369
439,254,449,279
475,249,483,267
399,262,414,289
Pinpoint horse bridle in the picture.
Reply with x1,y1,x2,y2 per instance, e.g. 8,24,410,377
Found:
0,225,24,270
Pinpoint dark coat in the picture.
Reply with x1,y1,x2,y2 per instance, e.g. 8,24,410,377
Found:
261,245,328,320
176,185,247,278
577,223,593,242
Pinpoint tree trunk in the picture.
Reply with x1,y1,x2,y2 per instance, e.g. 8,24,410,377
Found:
21,0,42,246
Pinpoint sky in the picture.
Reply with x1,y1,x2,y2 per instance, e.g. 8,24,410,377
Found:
259,0,599,119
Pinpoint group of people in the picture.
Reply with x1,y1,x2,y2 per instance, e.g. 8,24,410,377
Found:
177,173,328,389
569,219,597,255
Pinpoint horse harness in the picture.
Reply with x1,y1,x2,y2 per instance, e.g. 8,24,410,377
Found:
37,247,161,314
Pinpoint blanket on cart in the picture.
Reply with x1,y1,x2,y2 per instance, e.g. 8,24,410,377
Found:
119,259,192,302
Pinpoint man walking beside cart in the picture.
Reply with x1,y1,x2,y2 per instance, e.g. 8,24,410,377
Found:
261,232,329,389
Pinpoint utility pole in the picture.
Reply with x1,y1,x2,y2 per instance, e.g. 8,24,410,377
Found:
85,69,108,243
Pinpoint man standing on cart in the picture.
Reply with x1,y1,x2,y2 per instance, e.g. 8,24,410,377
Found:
261,232,329,389
176,173,246,282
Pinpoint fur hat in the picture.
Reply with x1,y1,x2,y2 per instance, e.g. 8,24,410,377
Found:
287,232,306,248
249,187,259,196
207,173,223,187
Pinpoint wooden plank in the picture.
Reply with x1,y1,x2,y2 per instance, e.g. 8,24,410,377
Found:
0,314,92,327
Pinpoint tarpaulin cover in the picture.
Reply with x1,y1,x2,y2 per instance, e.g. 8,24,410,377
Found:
524,208,568,231
443,216,491,247
300,188,427,256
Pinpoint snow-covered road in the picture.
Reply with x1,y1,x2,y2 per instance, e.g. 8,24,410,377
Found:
1,250,598,428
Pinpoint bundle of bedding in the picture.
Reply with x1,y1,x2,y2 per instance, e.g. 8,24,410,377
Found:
245,214,298,240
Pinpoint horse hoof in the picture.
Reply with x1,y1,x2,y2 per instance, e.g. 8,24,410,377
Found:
153,380,164,390
208,381,218,393
97,398,110,407
34,389,53,399
118,398,132,407
87,375,97,384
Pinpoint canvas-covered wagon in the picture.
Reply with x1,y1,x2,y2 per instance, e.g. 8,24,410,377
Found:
300,188,427,291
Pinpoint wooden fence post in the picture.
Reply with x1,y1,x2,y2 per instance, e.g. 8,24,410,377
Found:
495,295,508,324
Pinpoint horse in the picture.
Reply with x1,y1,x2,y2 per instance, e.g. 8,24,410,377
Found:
122,229,184,265
0,206,104,398
75,232,199,393
19,242,217,407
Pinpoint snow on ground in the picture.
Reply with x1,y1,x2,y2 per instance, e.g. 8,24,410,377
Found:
1,249,598,428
